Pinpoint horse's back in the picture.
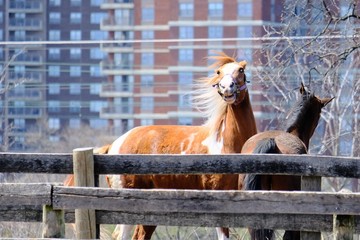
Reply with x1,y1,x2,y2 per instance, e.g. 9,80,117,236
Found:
109,125,209,154
241,130,307,154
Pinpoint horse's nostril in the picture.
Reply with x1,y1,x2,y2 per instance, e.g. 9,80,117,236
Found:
230,82,235,87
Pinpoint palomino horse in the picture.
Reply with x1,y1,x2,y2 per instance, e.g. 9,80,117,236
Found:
104,52,258,240
241,83,334,240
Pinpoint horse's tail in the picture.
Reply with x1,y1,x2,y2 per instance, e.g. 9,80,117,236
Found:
244,138,279,240
64,144,112,187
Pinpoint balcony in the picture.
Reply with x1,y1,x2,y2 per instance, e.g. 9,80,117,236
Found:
101,0,134,10
12,54,43,66
100,40,133,53
100,83,133,98
9,18,43,30
100,17,134,31
8,72,43,83
8,89,42,100
9,0,43,13
8,107,42,118
100,60,133,75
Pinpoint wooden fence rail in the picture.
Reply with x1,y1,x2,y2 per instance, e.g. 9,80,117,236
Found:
1,150,360,239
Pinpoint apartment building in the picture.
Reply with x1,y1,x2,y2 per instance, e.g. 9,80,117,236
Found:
99,0,284,135
1,0,107,150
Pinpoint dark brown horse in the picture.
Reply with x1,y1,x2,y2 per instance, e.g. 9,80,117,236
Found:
241,83,334,240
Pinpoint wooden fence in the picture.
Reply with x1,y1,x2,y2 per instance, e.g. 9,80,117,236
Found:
1,148,360,239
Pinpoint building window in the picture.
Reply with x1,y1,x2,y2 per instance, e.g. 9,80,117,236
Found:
0,30,3,41
70,13,81,24
90,65,102,77
179,94,192,109
141,30,154,40
142,8,154,22
69,118,81,128
91,30,107,40
91,12,105,24
179,3,193,18
141,53,154,66
90,83,101,94
71,0,81,6
70,30,81,40
49,0,61,7
90,48,104,59
49,30,60,41
141,97,154,111
91,0,101,6
90,101,106,112
178,49,193,63
48,48,60,60
69,101,81,113
238,2,253,17
238,25,253,38
70,48,81,59
48,66,60,77
49,12,60,24
208,26,223,39
178,117,192,126
179,26,193,39
69,83,81,94
141,119,154,126
48,101,60,112
48,83,60,94
141,75,154,87
178,72,193,86
70,66,81,77
90,119,107,129
208,3,223,18
48,118,60,129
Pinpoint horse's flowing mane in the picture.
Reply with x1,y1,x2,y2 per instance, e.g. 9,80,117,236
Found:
192,52,238,132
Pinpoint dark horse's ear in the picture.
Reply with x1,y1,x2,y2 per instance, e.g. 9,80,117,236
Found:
321,97,335,107
300,82,306,94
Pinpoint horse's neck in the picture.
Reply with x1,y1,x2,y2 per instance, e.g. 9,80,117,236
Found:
288,113,319,149
221,94,257,153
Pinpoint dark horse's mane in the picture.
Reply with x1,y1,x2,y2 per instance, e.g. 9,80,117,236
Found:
284,90,315,133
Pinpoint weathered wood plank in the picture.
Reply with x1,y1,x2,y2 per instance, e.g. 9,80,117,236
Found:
93,153,360,178
0,183,52,206
0,153,72,173
0,205,43,222
42,205,65,238
0,152,359,178
53,187,360,215
96,211,333,232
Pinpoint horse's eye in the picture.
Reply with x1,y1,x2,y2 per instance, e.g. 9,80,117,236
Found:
216,70,220,75
239,68,244,73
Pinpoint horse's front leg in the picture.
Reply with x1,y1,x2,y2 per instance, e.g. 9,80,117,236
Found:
132,225,157,240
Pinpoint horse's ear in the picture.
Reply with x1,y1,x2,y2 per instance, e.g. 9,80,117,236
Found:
238,60,247,69
321,97,334,107
300,82,306,94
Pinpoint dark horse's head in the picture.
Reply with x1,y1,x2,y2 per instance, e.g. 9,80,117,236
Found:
285,83,334,146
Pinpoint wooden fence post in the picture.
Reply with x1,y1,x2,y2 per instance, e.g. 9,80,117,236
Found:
73,147,96,239
333,214,354,240
42,204,65,238
300,176,322,240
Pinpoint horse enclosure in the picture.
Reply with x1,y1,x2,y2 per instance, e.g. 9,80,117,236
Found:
1,148,360,239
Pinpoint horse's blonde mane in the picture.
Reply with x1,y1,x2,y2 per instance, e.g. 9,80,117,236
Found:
192,52,238,133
